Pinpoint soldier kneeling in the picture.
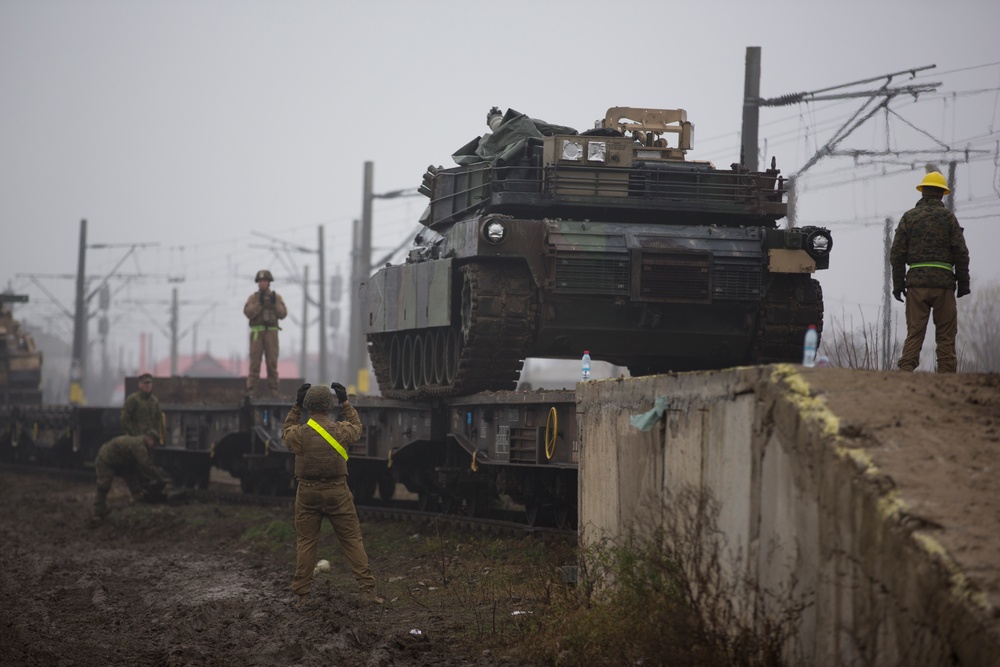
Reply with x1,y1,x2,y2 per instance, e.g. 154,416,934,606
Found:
89,429,171,527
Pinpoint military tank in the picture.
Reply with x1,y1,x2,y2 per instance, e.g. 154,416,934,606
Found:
361,107,832,398
0,293,43,404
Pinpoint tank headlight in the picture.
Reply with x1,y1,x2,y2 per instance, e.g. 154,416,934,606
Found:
587,141,606,162
805,229,833,257
561,140,583,161
484,220,507,244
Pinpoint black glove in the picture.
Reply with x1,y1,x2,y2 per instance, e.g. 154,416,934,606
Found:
296,383,311,407
957,285,970,298
330,382,348,403
892,287,906,303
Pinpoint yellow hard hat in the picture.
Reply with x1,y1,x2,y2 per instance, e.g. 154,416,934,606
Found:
916,171,950,194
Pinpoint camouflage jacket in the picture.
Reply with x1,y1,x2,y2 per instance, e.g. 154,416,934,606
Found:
244,289,288,328
281,401,362,479
95,435,162,480
890,197,970,291
121,390,162,437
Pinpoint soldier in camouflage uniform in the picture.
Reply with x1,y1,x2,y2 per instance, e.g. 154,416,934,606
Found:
281,382,379,606
89,430,171,526
120,372,162,437
890,171,971,373
243,269,288,396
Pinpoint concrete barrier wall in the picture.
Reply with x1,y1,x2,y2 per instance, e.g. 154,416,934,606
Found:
577,366,998,666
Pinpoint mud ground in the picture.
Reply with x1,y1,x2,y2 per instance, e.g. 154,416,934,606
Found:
2,368,997,666
0,470,571,667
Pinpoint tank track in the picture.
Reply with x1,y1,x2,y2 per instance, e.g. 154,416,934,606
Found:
752,274,824,364
368,263,536,399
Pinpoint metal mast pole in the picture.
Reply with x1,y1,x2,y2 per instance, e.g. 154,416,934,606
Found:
300,264,309,379
882,217,893,369
318,225,327,381
741,46,761,170
170,287,178,376
70,219,87,404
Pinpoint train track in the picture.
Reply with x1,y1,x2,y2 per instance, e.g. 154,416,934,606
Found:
1,463,575,539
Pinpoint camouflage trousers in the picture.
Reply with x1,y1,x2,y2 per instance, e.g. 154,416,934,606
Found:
290,477,376,597
898,286,958,373
247,328,280,395
93,460,145,517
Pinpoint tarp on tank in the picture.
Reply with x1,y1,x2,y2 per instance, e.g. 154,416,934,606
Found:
451,108,577,166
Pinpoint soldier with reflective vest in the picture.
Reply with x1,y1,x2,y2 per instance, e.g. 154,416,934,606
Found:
243,269,287,396
890,171,971,372
281,382,379,606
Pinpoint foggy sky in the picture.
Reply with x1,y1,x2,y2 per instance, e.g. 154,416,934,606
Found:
2,0,998,384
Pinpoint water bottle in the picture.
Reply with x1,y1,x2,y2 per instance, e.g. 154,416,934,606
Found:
581,350,591,381
802,326,818,368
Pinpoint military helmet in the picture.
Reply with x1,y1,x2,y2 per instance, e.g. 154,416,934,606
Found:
303,385,334,411
255,269,274,282
145,428,161,446
916,171,950,195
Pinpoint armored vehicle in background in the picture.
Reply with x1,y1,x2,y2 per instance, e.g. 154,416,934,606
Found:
361,107,832,397
0,294,43,404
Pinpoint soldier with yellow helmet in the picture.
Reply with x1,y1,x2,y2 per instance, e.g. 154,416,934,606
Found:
244,269,288,396
890,171,971,372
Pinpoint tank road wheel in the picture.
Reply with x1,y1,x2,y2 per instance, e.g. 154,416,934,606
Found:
388,334,402,391
401,334,414,390
420,332,435,389
411,333,425,389
431,329,446,385
444,328,460,386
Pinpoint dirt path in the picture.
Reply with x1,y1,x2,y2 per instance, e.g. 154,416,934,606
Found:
0,470,566,667
800,368,1000,616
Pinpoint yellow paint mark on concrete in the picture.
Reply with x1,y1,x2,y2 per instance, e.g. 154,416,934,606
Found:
875,489,907,521
771,364,840,438
774,365,992,615
913,533,992,612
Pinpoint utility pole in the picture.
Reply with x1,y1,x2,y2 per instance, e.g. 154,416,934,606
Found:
70,219,87,404
882,217,894,370
741,46,761,171
318,225,327,381
946,160,957,212
347,162,375,394
300,264,309,378
348,161,423,395
170,287,179,375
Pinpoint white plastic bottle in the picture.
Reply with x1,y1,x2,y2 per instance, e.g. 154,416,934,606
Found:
581,350,591,381
802,326,818,367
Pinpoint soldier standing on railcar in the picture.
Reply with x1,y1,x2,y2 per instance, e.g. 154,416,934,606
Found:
891,171,971,372
243,269,287,397
121,372,162,438
281,382,380,607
